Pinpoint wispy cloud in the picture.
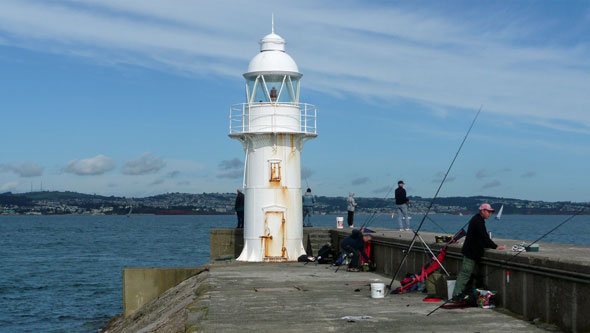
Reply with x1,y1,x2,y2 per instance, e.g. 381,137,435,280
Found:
122,153,166,175
166,170,181,178
0,1,588,134
0,181,19,192
432,171,456,183
482,180,501,189
63,155,115,176
351,177,370,186
217,158,243,179
301,166,314,179
521,171,536,178
373,185,391,194
0,161,43,177
476,168,511,179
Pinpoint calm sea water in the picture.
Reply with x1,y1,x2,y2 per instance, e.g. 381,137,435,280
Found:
1,213,588,332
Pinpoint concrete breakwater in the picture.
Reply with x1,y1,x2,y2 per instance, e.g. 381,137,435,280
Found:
103,227,590,332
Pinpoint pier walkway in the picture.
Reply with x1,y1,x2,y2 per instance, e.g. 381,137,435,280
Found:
195,261,551,332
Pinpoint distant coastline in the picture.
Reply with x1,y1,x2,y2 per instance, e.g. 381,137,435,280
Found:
1,190,588,216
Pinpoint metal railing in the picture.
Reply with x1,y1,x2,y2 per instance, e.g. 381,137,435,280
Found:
229,102,317,135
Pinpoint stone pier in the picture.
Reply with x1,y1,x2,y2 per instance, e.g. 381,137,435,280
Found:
103,227,590,332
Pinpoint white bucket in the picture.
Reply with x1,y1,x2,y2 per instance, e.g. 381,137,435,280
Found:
336,217,344,229
371,283,385,298
446,280,456,300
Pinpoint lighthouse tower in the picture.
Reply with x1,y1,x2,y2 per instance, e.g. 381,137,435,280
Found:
229,24,317,262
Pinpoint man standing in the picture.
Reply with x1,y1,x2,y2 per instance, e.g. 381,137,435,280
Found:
452,203,505,299
235,189,245,228
302,188,315,227
395,180,411,231
346,192,358,228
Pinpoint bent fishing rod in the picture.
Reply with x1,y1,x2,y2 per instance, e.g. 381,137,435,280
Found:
386,106,483,291
426,205,588,316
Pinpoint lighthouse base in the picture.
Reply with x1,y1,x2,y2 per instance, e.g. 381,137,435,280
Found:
236,239,306,262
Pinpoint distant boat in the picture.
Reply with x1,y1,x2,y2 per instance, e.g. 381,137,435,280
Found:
127,206,132,218
495,205,504,220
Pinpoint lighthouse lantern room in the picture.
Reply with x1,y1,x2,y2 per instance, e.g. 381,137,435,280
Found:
229,23,317,262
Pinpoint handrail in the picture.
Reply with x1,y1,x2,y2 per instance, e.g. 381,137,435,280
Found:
229,102,317,135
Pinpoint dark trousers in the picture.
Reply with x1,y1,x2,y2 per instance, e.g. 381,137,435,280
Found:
236,211,244,228
343,246,361,269
347,211,354,226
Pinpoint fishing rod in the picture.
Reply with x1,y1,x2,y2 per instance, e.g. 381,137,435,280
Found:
426,205,588,316
409,204,448,234
386,106,483,291
359,183,397,230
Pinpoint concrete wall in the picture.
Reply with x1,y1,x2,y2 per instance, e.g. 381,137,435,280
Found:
122,267,206,317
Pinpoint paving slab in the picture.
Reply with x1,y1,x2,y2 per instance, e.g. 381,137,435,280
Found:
198,261,553,332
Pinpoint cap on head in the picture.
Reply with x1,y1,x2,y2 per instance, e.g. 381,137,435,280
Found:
398,180,405,185
306,188,311,192
478,203,495,212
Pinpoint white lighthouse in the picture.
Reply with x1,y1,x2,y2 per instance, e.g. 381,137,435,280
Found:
229,24,317,262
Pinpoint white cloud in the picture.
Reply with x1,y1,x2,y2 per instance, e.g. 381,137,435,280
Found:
0,0,588,134
63,154,115,176
0,161,43,177
122,153,166,175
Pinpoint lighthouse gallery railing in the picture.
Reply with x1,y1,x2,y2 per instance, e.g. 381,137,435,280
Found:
229,102,317,135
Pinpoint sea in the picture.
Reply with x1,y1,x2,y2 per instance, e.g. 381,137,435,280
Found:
1,213,589,332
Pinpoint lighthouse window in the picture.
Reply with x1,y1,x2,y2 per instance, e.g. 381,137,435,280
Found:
269,161,281,182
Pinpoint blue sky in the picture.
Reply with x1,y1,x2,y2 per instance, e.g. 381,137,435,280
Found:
1,0,589,202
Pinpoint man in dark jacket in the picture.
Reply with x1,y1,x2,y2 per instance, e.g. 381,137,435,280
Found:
340,229,370,271
395,180,411,231
452,203,505,299
235,189,245,228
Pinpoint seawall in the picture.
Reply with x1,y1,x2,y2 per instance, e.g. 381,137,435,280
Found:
103,227,590,332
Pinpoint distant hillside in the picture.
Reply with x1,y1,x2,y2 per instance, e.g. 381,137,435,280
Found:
17,191,119,201
1,190,587,215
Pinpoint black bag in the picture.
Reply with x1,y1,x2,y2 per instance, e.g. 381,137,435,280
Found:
316,245,334,264
298,254,313,262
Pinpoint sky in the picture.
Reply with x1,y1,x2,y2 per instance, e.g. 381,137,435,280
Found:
1,0,589,202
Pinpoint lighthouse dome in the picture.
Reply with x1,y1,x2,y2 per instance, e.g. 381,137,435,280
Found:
246,32,300,76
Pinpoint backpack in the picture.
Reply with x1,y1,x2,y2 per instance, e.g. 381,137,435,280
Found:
317,245,334,264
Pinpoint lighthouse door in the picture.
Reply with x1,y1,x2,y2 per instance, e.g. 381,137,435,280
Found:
262,211,286,261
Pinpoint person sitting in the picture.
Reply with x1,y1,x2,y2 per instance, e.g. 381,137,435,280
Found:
340,229,370,272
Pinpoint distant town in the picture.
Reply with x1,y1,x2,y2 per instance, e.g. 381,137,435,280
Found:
0,191,587,216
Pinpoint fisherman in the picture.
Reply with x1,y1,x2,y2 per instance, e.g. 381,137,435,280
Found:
452,203,505,300
395,180,411,231
346,192,358,228
302,188,315,227
340,229,370,272
235,189,245,228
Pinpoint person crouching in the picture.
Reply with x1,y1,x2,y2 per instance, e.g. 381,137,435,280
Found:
340,229,371,272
